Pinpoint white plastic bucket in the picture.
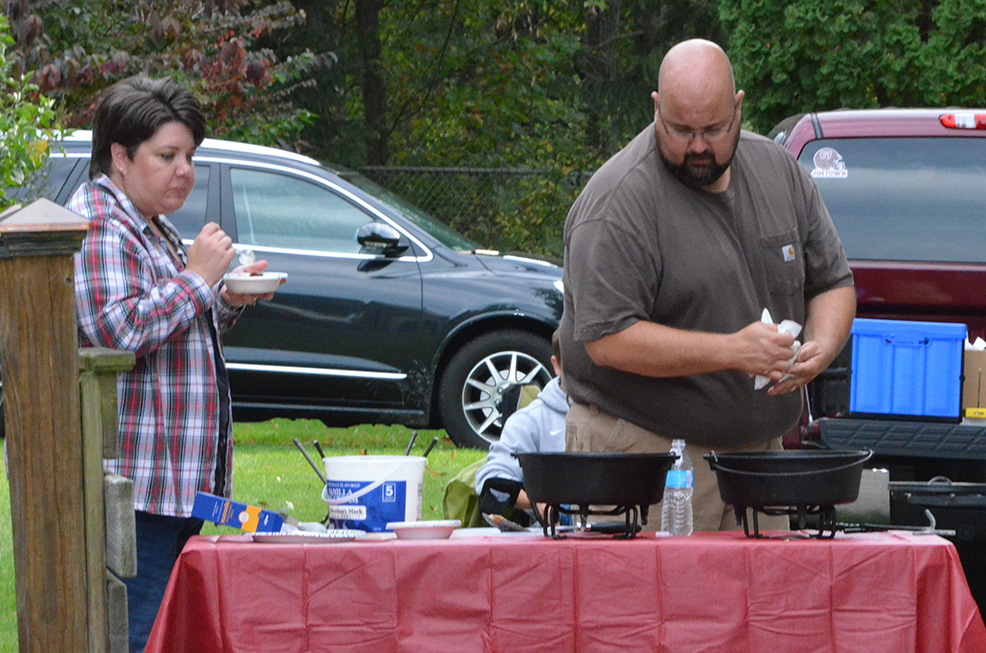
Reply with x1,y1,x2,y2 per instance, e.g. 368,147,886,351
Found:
321,455,426,532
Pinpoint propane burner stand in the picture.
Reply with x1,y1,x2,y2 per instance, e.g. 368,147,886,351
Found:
536,504,646,539
737,504,839,539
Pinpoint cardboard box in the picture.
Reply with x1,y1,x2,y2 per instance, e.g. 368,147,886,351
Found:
963,349,986,416
191,492,283,533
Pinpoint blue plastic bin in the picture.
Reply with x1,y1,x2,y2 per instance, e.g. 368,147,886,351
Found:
849,318,966,421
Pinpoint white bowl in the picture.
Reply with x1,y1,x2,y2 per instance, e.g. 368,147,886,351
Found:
386,520,460,540
223,272,287,294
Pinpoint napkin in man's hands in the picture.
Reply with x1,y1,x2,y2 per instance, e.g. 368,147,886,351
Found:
754,308,803,390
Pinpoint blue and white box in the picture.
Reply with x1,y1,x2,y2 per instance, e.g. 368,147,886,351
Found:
191,492,284,533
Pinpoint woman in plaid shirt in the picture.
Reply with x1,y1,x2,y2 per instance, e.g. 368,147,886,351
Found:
71,76,275,652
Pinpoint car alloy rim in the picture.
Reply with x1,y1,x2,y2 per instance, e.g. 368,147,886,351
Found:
460,350,552,443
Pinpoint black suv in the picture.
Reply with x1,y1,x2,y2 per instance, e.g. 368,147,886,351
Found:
1,132,563,449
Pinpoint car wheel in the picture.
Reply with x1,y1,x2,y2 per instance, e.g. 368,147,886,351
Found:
438,330,554,449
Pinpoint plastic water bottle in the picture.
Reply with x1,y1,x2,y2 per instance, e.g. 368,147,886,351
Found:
661,439,693,536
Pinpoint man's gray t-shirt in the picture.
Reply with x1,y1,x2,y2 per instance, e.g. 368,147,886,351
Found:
560,126,853,448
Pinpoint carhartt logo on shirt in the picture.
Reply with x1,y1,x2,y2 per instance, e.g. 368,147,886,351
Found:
782,245,796,262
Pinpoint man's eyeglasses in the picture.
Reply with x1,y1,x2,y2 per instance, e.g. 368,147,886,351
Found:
658,100,738,145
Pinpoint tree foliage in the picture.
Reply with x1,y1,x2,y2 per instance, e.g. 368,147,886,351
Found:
295,0,720,169
920,0,986,106
4,0,332,149
283,0,721,254
0,13,62,209
721,0,986,133
8,1,986,255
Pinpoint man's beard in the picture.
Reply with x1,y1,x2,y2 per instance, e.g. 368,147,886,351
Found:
659,127,740,190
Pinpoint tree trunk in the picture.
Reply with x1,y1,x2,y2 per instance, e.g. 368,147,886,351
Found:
581,1,621,155
356,0,388,165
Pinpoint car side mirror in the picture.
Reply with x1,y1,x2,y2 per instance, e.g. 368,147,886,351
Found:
357,221,408,256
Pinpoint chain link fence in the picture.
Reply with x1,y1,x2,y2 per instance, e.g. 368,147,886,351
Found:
361,166,591,260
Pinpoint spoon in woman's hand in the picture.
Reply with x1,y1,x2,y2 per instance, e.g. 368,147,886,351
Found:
238,248,256,267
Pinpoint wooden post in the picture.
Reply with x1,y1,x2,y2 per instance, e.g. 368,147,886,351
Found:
0,199,92,652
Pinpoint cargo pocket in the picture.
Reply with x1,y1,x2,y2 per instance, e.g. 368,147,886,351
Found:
761,230,804,296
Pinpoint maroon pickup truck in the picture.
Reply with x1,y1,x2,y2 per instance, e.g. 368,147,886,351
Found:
772,108,986,485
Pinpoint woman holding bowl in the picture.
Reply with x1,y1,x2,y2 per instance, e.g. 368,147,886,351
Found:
71,75,276,652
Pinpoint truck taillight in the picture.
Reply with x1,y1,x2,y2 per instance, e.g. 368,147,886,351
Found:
940,112,986,129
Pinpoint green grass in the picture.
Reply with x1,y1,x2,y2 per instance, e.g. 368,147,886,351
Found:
0,420,485,653
0,461,13,653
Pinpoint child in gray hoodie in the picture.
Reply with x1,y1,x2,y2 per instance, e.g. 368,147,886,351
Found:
475,331,568,515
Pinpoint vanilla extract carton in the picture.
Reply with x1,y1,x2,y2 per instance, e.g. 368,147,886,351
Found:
191,492,283,533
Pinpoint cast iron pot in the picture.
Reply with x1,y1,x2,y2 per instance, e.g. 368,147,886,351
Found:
514,452,677,506
705,449,873,509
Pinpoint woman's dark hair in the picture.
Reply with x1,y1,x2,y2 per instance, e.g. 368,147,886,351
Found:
89,75,206,180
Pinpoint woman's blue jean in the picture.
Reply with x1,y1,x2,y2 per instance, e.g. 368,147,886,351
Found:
125,511,204,653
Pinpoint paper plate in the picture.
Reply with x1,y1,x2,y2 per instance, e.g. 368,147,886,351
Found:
252,529,364,544
386,520,460,540
223,272,287,294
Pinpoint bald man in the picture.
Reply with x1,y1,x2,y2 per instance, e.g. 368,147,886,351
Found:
559,39,856,532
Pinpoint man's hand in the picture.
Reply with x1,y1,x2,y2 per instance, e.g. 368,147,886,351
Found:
766,286,857,395
730,320,799,381
766,339,827,396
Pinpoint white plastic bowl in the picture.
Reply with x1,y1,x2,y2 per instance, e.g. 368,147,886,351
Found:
223,271,287,294
386,520,460,540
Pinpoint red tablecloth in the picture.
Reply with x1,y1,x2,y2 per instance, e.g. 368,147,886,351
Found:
145,530,986,653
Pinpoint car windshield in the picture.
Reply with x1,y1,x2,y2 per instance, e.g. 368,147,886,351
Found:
335,168,479,252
